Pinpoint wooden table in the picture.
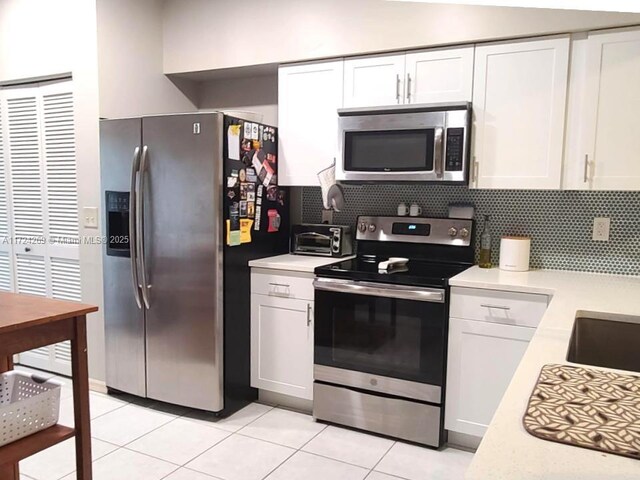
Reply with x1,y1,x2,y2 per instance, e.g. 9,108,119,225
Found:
0,292,98,480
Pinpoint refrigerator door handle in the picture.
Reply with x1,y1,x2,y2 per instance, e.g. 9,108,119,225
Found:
137,144,151,309
130,146,143,309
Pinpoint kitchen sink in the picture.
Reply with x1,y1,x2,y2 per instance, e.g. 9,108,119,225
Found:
567,313,640,373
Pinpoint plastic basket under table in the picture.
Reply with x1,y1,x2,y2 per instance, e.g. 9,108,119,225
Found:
0,371,62,447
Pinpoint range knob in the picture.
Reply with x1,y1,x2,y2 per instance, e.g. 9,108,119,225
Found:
368,223,377,232
448,227,458,237
358,222,367,233
459,228,470,238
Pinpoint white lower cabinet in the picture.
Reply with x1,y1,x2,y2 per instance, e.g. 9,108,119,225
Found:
445,287,548,437
250,270,314,400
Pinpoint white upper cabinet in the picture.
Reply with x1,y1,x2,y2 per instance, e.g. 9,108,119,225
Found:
574,29,640,190
343,54,406,107
343,48,474,108
278,60,344,186
405,46,474,104
471,36,570,189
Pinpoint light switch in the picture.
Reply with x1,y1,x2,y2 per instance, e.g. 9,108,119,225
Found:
83,207,99,229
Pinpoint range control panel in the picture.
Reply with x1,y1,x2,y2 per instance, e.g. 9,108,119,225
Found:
356,216,473,247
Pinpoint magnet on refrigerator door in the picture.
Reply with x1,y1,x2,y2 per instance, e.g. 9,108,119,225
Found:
267,209,281,233
229,202,240,229
266,185,278,201
246,168,257,183
227,124,241,161
240,219,253,243
254,205,262,230
226,219,241,247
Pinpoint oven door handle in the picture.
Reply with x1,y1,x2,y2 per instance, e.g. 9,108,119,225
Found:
313,278,445,303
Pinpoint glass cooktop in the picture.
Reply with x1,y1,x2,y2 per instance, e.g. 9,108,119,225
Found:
314,256,473,288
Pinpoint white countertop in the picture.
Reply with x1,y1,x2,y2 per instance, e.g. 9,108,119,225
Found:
450,266,640,479
248,253,354,273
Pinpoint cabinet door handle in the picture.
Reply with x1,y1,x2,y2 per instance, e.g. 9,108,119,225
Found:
306,303,313,326
471,156,479,185
396,74,401,103
406,73,412,103
583,154,590,183
268,283,290,297
481,304,511,311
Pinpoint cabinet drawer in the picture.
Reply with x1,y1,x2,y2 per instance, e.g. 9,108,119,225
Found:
450,287,548,328
251,270,315,300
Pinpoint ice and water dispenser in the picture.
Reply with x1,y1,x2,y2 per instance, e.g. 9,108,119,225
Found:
105,191,130,257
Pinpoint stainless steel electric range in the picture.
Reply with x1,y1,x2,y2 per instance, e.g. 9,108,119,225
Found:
312,215,475,447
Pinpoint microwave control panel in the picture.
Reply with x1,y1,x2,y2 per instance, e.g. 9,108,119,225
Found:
445,128,464,171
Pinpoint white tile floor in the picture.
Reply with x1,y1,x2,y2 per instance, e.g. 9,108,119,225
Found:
15,367,473,480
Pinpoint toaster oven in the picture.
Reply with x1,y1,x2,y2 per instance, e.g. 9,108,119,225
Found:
291,224,353,257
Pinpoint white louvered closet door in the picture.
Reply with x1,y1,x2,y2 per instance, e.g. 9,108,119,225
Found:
0,100,14,292
0,79,79,375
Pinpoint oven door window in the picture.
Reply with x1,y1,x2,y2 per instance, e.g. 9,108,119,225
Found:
315,289,446,386
344,129,435,172
296,232,331,253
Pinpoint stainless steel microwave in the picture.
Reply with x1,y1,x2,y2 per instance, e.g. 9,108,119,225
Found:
336,102,471,183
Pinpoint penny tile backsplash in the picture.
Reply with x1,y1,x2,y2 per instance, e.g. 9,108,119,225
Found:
301,185,640,276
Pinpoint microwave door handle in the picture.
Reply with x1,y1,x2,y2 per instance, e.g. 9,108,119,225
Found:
434,127,444,178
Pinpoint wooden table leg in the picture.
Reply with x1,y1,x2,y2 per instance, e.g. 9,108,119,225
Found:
71,315,92,480
0,355,13,373
0,464,19,480
0,356,19,480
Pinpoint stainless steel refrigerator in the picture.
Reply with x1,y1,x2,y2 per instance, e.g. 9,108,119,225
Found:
100,113,289,415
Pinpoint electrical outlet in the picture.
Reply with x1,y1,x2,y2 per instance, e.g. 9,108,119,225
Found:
83,207,99,229
592,217,610,241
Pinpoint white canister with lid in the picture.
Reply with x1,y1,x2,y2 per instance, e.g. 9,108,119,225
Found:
499,236,531,272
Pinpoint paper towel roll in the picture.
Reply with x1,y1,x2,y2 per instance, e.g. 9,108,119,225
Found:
499,236,531,272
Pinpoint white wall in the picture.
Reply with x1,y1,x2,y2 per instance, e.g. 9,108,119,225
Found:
162,0,640,74
0,0,105,382
97,0,198,118
198,75,278,125
0,0,75,81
